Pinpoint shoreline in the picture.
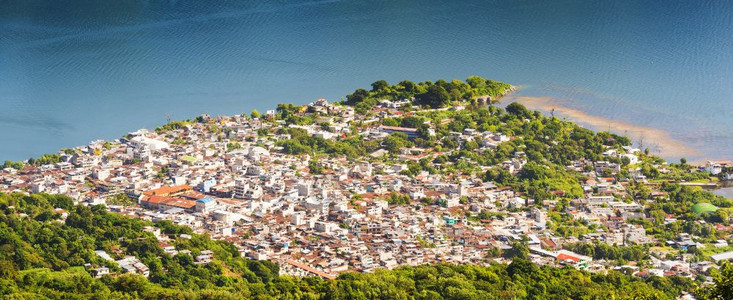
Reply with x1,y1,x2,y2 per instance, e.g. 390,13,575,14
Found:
509,96,700,161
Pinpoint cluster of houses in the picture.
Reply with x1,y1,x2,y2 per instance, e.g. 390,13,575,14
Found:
1,98,731,281
87,226,216,278
92,250,149,278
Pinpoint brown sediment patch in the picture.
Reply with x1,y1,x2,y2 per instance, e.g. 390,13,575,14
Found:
513,96,699,159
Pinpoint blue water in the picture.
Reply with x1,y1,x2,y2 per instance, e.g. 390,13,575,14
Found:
714,187,733,200
2,0,732,161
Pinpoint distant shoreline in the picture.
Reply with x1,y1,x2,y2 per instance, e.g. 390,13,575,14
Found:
508,95,701,162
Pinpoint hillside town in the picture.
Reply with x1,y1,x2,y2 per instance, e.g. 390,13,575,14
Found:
1,97,732,284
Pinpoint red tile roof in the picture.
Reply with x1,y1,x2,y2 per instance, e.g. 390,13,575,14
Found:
143,185,192,197
142,195,168,204
162,198,196,209
557,253,581,262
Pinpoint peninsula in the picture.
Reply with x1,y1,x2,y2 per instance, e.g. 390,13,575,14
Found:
1,76,731,299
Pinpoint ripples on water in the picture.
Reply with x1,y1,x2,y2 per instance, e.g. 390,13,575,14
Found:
1,0,732,161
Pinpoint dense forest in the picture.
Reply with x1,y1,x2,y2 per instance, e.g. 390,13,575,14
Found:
1,192,730,299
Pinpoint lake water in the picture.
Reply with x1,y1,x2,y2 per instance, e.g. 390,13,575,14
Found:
2,0,732,161
713,187,733,200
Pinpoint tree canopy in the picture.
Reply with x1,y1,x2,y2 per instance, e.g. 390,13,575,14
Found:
343,76,512,109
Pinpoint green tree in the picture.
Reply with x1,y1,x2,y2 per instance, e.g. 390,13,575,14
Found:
384,133,409,153
371,80,389,92
505,242,529,259
346,89,370,105
466,76,486,89
696,262,733,300
308,160,324,175
505,102,530,119
416,85,450,108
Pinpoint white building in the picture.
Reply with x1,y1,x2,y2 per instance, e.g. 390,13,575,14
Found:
129,136,169,151
195,197,217,213
291,212,306,226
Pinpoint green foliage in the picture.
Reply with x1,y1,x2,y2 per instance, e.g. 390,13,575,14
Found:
506,102,532,119
696,262,733,300
416,85,451,108
505,242,530,260
387,192,411,205
308,160,324,175
28,154,62,167
632,183,733,241
564,243,650,262
483,167,515,186
226,142,242,152
105,193,137,207
346,88,371,106
278,130,376,158
327,263,690,300
0,192,294,299
276,103,299,118
513,162,583,200
155,120,191,134
3,153,63,170
2,160,25,170
343,76,512,110
384,132,412,154
250,109,260,119
400,116,425,128
371,80,389,92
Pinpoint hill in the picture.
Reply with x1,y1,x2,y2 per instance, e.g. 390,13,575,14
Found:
0,192,715,299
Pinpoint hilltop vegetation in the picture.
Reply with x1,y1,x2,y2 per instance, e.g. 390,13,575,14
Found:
344,76,513,111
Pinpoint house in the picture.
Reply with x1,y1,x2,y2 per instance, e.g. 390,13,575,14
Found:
129,136,169,151
159,242,177,254
291,212,306,226
379,126,419,138
195,250,214,265
710,250,733,262
622,154,639,165
116,256,149,277
140,196,196,211
556,250,592,264
142,185,193,197
90,267,110,278
198,178,217,193
314,221,336,234
195,197,217,213
705,161,723,175
142,226,162,239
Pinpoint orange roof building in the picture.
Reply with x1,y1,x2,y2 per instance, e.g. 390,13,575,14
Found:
140,186,197,211
143,185,192,197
